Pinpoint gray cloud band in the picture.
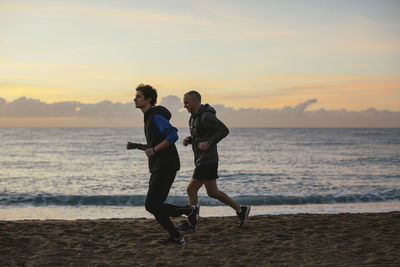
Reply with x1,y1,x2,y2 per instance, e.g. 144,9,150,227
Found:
0,96,399,127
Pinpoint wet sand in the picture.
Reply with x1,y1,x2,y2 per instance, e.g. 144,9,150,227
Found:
1,212,399,266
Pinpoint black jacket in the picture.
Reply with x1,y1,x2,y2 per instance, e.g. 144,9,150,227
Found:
187,104,229,167
144,106,180,173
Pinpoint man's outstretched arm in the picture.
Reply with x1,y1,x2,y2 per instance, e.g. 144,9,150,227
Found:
127,142,148,150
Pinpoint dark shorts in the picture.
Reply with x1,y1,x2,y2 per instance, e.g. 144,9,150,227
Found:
193,163,219,180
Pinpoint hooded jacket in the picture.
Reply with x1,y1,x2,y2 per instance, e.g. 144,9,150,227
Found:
144,106,180,173
187,104,229,167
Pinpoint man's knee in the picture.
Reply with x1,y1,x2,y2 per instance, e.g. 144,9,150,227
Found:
145,201,154,214
145,200,160,214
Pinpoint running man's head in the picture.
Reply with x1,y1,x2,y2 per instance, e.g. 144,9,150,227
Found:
135,84,157,111
183,91,201,114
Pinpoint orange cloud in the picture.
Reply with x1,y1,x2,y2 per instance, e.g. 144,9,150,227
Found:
2,72,399,111
205,75,400,111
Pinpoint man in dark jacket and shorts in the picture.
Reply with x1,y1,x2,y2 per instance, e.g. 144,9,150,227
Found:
127,84,194,244
178,90,250,231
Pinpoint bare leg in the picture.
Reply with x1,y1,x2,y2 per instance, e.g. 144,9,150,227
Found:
186,178,204,206
203,179,241,212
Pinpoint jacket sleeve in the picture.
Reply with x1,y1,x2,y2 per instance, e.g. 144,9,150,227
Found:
201,112,229,145
153,114,179,144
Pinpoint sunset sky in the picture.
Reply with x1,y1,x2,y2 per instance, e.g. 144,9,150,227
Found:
1,0,400,115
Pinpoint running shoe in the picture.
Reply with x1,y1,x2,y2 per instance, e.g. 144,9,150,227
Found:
237,205,251,228
188,205,200,229
163,235,185,245
176,221,197,232
179,205,195,217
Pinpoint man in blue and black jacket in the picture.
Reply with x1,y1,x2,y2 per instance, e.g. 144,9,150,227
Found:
127,84,193,245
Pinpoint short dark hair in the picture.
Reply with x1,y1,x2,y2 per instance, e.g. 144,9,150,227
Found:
185,91,201,102
136,84,157,106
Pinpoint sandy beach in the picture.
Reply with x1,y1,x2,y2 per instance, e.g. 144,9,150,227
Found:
1,212,399,266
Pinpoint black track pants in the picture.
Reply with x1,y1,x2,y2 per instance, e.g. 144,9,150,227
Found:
145,170,186,238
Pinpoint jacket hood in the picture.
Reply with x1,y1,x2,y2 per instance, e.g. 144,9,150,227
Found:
144,105,171,122
197,104,216,116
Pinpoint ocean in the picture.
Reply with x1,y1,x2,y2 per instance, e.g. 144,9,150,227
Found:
1,128,399,220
